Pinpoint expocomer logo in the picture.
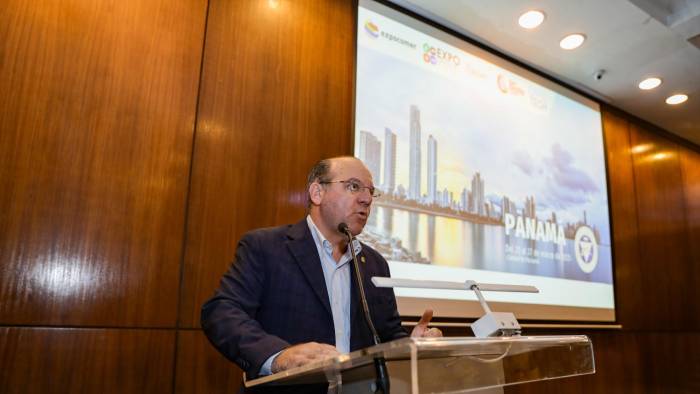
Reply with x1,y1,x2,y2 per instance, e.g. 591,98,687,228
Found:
364,20,379,38
574,225,598,273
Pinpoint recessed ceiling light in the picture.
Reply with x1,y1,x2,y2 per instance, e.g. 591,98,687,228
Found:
631,144,653,154
665,94,688,105
518,10,545,29
638,77,662,90
650,152,672,161
560,33,586,50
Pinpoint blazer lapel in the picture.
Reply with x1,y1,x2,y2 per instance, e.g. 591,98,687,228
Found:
286,219,333,318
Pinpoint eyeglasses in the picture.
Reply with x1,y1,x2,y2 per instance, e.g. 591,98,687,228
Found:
320,179,381,198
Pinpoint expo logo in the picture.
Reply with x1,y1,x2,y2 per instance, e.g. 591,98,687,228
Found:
422,43,460,66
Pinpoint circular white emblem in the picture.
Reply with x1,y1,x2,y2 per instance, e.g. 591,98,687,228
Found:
574,225,598,274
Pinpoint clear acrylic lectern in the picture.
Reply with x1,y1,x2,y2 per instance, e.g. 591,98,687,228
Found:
244,335,595,393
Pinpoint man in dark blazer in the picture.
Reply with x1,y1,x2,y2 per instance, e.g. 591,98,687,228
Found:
201,156,441,390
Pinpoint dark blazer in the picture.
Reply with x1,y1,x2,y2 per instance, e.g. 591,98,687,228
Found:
201,219,408,381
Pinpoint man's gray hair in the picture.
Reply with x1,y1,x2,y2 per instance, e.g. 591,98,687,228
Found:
306,159,333,207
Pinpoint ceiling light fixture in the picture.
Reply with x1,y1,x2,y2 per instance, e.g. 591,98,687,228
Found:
631,144,653,154
560,33,586,50
665,94,688,105
638,77,662,90
650,152,672,161
518,10,545,29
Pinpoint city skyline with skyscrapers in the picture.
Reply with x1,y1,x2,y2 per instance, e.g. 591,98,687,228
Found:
354,104,596,242
354,111,599,248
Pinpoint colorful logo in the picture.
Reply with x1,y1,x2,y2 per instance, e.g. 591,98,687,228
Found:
574,225,598,273
364,20,379,38
497,74,525,96
422,43,460,66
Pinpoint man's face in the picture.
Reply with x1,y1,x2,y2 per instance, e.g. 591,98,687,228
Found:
316,158,374,236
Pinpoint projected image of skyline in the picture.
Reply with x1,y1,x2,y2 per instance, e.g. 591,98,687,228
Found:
355,5,613,285
359,104,602,238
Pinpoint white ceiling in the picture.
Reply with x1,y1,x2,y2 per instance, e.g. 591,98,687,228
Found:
390,0,700,146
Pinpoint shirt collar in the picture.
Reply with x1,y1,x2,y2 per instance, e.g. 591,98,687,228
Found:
306,215,362,259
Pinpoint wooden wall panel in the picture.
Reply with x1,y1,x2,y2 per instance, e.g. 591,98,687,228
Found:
679,149,700,285
0,327,175,393
601,110,643,327
629,125,696,329
179,0,356,327
639,332,700,393
174,330,243,394
0,0,207,326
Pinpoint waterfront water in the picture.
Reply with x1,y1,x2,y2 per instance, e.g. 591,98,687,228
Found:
366,205,613,284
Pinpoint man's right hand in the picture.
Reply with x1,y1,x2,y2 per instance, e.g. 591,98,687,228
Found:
271,342,340,373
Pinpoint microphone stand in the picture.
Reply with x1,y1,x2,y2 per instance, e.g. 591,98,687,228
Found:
339,223,390,394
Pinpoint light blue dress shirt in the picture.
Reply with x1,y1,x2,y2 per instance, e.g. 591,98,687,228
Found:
259,215,361,375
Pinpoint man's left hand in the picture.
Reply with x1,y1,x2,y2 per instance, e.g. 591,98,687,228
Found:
410,309,443,338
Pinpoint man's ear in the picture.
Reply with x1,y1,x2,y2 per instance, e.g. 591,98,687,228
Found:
309,182,323,205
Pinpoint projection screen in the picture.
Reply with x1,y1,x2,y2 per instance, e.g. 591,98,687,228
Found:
354,0,615,322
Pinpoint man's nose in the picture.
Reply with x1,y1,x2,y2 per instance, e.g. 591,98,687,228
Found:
357,188,372,204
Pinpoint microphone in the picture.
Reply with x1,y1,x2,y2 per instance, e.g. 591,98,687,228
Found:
338,222,390,394
338,223,380,345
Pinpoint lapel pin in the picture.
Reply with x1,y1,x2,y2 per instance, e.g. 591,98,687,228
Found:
361,256,366,264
